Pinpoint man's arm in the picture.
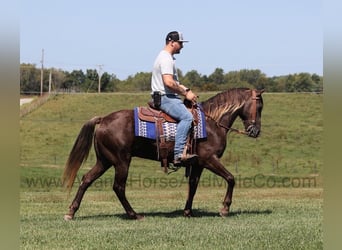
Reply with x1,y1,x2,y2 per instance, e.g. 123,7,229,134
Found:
162,74,197,102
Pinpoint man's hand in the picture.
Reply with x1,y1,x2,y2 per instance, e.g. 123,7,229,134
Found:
185,90,197,103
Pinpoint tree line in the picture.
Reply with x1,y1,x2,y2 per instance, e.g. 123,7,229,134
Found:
20,63,323,94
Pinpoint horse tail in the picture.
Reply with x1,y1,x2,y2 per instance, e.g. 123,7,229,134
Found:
62,116,102,192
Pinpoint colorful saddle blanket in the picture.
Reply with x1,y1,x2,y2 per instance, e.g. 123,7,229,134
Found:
134,106,207,141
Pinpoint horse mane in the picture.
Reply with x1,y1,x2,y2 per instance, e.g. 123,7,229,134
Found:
201,88,250,121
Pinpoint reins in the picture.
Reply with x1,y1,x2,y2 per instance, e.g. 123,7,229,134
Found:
202,109,247,135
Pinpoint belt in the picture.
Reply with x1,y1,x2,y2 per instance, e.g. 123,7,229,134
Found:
162,94,178,97
150,92,178,98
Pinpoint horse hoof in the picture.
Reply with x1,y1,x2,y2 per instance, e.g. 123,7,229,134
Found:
136,214,145,220
184,209,193,217
64,214,74,221
128,213,145,220
219,208,229,217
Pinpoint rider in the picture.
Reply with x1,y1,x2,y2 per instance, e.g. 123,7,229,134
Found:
151,31,198,166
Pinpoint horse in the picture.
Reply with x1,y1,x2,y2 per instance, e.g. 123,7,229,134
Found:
62,88,264,220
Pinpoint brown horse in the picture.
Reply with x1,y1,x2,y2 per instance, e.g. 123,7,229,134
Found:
62,88,264,220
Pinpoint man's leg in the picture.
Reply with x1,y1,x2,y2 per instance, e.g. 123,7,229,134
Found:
160,96,195,162
173,111,193,160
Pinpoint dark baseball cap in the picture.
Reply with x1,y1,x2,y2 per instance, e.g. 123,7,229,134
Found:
165,31,189,42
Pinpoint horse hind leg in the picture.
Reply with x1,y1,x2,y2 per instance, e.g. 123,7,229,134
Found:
184,166,203,217
64,160,110,221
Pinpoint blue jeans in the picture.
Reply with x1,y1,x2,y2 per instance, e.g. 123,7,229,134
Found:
160,94,193,159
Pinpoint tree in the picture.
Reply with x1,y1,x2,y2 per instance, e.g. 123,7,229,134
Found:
223,70,260,90
267,77,285,92
311,73,323,92
239,69,266,87
20,63,323,93
285,74,296,92
182,70,202,88
106,74,121,92
99,72,111,92
255,75,268,90
208,68,225,85
122,72,152,91
83,69,98,92
62,70,85,91
20,63,40,94
295,73,315,92
50,68,66,91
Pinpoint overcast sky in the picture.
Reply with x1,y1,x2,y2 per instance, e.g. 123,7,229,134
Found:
20,0,322,79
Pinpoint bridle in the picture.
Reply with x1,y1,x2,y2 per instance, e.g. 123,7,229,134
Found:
199,89,260,135
248,89,260,126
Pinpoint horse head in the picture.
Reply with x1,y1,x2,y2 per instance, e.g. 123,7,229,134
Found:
239,89,264,138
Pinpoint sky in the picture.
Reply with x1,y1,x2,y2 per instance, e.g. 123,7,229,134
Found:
20,0,322,80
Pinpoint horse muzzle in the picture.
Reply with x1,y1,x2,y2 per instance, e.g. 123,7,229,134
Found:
246,124,260,138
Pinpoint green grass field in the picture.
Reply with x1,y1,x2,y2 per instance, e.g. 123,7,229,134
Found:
20,91,323,249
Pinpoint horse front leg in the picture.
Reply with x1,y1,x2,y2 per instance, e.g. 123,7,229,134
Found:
113,164,144,220
205,155,235,217
184,166,203,217
220,173,235,217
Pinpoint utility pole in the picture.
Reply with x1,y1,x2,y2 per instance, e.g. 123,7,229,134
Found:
97,64,104,93
48,69,52,94
40,49,44,96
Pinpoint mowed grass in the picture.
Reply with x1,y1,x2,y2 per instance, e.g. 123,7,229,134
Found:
20,188,322,249
20,91,323,249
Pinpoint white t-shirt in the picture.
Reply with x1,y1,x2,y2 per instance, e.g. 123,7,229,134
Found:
151,50,179,95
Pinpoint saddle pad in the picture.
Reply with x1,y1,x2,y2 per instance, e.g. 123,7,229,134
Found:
134,106,207,141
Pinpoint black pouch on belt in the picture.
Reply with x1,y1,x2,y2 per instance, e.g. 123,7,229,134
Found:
152,91,161,109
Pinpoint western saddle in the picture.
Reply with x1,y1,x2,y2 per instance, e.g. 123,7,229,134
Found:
137,100,198,173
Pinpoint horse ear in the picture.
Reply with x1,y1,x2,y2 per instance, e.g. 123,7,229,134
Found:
258,89,265,94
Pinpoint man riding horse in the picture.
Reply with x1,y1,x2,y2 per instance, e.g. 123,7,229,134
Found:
62,31,264,220
151,31,198,166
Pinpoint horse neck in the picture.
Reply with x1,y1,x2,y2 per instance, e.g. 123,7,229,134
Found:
219,107,240,129
201,89,248,129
